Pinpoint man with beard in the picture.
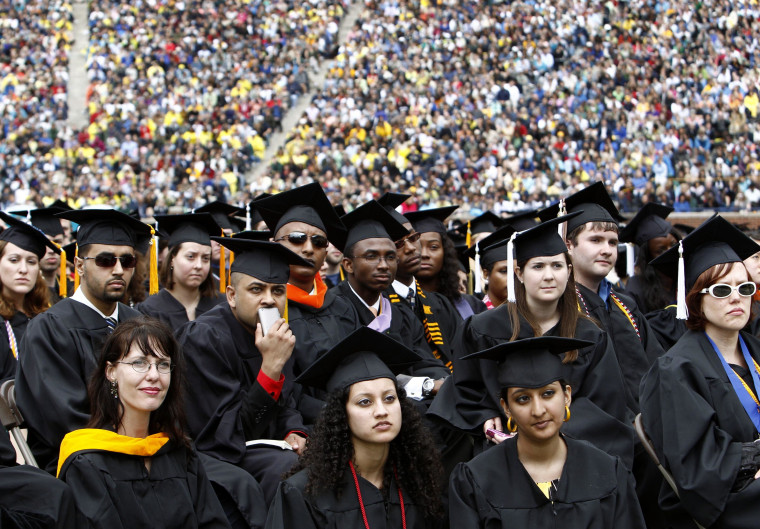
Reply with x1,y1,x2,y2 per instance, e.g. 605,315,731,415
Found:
320,241,344,288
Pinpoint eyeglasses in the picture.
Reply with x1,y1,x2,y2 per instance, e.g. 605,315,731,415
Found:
117,359,174,374
352,253,398,264
275,232,329,249
700,282,757,299
82,254,137,269
394,231,421,249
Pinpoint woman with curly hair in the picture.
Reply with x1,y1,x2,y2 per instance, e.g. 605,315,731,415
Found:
266,328,445,529
405,207,486,319
0,211,56,379
57,316,230,529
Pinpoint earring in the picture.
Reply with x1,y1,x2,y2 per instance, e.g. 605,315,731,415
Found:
110,379,118,399
564,405,571,422
506,416,517,433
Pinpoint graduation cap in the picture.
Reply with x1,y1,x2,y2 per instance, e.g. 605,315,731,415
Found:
211,237,310,285
0,211,60,258
650,215,760,320
461,336,594,389
502,209,539,231
619,203,674,246
537,182,624,233
57,209,159,295
467,211,504,235
194,201,244,231
463,225,517,268
404,206,459,236
232,230,273,241
153,213,221,248
295,327,422,394
340,201,409,253
377,192,412,226
253,182,346,249
12,207,65,237
49,199,73,211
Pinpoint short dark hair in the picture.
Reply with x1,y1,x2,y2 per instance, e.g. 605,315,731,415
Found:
86,316,189,447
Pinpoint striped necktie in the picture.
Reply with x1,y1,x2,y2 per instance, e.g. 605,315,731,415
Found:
105,317,117,333
406,287,415,308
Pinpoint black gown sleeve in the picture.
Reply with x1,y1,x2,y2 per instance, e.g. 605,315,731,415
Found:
264,479,319,529
448,462,490,528
63,454,126,529
185,447,236,529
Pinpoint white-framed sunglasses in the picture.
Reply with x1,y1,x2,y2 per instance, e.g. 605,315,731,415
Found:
700,282,757,299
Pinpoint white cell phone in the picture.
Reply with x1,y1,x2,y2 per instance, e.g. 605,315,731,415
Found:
258,307,281,335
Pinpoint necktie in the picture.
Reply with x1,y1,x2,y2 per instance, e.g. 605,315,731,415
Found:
105,317,117,333
406,288,415,308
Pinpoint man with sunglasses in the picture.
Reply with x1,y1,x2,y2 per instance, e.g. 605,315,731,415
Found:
254,183,360,424
15,209,152,472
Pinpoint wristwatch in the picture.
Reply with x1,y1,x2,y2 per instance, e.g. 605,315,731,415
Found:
421,378,435,397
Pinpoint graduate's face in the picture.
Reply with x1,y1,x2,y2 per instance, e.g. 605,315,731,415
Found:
516,254,570,305
0,242,39,299
394,223,422,279
171,242,211,290
344,238,397,293
743,243,760,285
275,222,327,284
227,273,286,333
647,233,677,261
701,264,752,334
346,378,402,447
40,234,63,274
566,226,618,281
502,381,571,443
76,244,136,303
417,232,444,279
484,260,511,306
106,341,171,421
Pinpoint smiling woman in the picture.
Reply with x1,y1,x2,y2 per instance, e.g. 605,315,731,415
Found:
57,316,230,529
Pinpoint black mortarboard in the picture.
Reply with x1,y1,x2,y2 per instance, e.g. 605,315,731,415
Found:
57,209,153,249
462,336,594,389
377,192,412,226
463,225,517,268
538,182,623,233
295,327,422,393
404,206,458,236
502,209,539,231
0,212,60,258
513,212,581,263
211,238,309,284
195,201,244,231
673,223,695,237
153,214,221,248
340,201,409,253
232,230,273,241
467,211,504,235
619,203,674,246
333,204,347,218
650,215,760,290
447,224,467,246
12,207,65,237
253,182,346,248
50,199,73,211
61,242,77,264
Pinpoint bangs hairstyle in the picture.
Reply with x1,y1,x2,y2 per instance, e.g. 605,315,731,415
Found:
686,261,754,331
566,221,619,246
159,242,216,297
86,316,189,448
0,240,51,319
508,252,588,363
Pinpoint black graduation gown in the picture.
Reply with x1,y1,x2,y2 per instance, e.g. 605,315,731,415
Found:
327,281,450,380
640,330,760,528
0,465,78,528
14,298,141,472
644,306,686,351
449,436,645,528
137,289,225,331
385,282,462,371
575,283,664,412
286,293,360,424
0,310,29,380
266,466,436,529
59,440,230,529
428,305,635,468
178,303,304,502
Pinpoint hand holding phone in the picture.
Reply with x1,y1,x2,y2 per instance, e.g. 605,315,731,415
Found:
486,428,514,444
258,307,281,336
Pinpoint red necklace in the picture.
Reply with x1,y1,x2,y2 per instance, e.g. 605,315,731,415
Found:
349,460,407,529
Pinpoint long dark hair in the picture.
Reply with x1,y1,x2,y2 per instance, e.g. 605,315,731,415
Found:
159,243,216,297
86,316,190,448
287,384,444,521
437,233,464,302
508,252,584,363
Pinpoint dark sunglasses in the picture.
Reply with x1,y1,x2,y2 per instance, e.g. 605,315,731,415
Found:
394,231,421,249
82,253,137,269
275,232,329,249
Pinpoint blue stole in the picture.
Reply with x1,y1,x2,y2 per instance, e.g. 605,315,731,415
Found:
706,333,760,434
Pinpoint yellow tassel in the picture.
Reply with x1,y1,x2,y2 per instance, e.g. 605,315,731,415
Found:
73,245,80,291
229,251,234,286
219,230,226,293
56,243,67,298
465,221,471,247
149,227,159,295
339,266,345,281
283,299,288,323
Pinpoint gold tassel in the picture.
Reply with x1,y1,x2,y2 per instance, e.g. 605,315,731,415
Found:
465,221,471,247
229,251,234,287
73,245,80,291
339,266,345,281
219,230,227,293
57,243,67,298
283,299,288,323
149,227,159,295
